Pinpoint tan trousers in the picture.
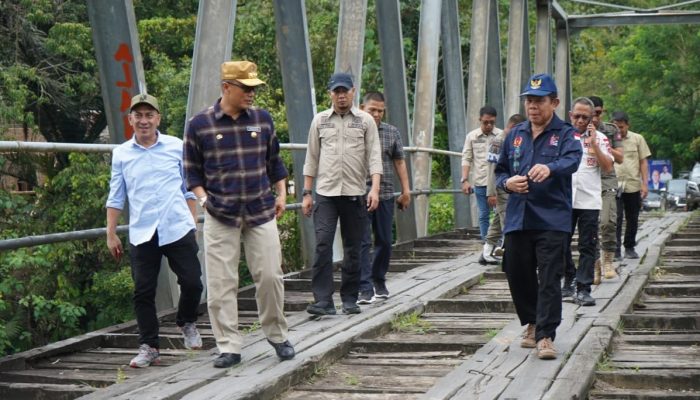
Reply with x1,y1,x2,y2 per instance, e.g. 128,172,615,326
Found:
485,188,509,246
204,212,288,353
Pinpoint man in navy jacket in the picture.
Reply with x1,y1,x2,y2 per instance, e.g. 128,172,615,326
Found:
495,73,582,360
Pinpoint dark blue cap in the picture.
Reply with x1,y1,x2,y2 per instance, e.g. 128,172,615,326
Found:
328,73,354,90
520,73,557,97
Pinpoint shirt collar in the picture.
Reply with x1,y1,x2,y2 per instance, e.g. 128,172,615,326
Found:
213,98,251,120
523,113,566,135
131,130,162,149
330,105,361,118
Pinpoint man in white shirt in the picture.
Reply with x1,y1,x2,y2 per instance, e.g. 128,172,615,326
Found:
562,97,613,306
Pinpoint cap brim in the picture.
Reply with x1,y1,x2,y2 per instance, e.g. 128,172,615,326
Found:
329,83,353,90
237,78,266,87
520,89,555,97
129,102,160,113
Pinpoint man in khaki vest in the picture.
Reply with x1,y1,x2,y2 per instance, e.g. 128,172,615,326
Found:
611,111,651,260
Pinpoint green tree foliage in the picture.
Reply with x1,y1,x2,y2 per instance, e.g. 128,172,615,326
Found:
571,24,700,170
0,154,133,355
0,1,105,172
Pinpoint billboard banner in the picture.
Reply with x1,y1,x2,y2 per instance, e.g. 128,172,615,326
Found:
648,159,673,191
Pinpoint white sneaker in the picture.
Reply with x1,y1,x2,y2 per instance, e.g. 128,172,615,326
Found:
130,344,160,368
180,322,202,350
482,243,499,264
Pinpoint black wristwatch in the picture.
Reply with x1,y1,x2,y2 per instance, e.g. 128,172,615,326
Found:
302,189,313,197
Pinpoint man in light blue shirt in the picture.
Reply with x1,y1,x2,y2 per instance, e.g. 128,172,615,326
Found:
106,94,203,368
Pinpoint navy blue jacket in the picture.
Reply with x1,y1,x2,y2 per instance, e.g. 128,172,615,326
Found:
495,114,582,234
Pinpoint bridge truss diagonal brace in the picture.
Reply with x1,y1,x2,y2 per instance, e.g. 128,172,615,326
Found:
274,0,317,267
535,0,553,75
554,19,572,120
411,0,443,237
441,0,471,229
185,0,237,123
335,0,368,106
376,0,418,242
504,0,532,119
87,0,147,144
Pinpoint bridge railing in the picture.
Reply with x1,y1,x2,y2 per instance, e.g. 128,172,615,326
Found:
0,140,462,251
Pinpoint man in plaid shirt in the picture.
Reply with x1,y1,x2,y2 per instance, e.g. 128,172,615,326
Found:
357,92,411,304
183,60,294,368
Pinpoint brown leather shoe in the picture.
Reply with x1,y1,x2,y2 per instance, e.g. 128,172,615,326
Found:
537,337,557,360
520,324,536,348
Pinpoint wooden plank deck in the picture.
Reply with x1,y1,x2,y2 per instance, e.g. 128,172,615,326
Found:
1,212,694,400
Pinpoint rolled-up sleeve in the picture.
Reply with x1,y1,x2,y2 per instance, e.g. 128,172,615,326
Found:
106,149,126,210
366,119,383,176
303,116,321,177
461,132,473,167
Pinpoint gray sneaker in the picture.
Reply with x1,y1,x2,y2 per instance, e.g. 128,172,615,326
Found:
561,280,575,300
180,322,202,350
357,290,374,305
130,344,160,368
574,290,596,306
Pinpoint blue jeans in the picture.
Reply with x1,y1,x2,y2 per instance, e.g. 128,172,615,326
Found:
474,185,490,240
359,198,394,292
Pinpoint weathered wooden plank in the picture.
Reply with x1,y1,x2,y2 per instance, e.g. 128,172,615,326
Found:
352,334,486,353
347,350,463,359
82,255,490,399
425,299,515,313
283,391,420,400
330,363,452,377
341,358,462,367
543,326,612,400
0,382,95,400
0,368,115,386
589,387,700,399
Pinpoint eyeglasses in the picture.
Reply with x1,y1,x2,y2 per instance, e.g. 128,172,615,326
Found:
225,81,256,93
594,110,603,116
571,114,591,121
480,120,496,126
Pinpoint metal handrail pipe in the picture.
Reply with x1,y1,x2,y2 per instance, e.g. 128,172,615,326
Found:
0,141,464,158
403,146,462,158
0,188,461,251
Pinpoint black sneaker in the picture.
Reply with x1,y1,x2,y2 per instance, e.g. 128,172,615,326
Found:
373,282,390,299
357,290,374,305
268,339,295,361
574,290,596,306
561,281,575,300
306,301,337,315
625,248,639,259
213,352,241,368
342,302,361,314
614,248,623,262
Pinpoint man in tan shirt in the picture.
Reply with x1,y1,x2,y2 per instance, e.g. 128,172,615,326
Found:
612,111,651,259
461,106,502,242
302,72,382,315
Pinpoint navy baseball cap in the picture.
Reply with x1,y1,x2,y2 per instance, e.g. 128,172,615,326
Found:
328,73,354,90
520,73,558,97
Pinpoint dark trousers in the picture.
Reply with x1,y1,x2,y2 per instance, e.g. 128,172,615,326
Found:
311,194,368,304
503,230,568,342
129,230,203,348
565,209,600,293
359,198,394,292
616,191,642,250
